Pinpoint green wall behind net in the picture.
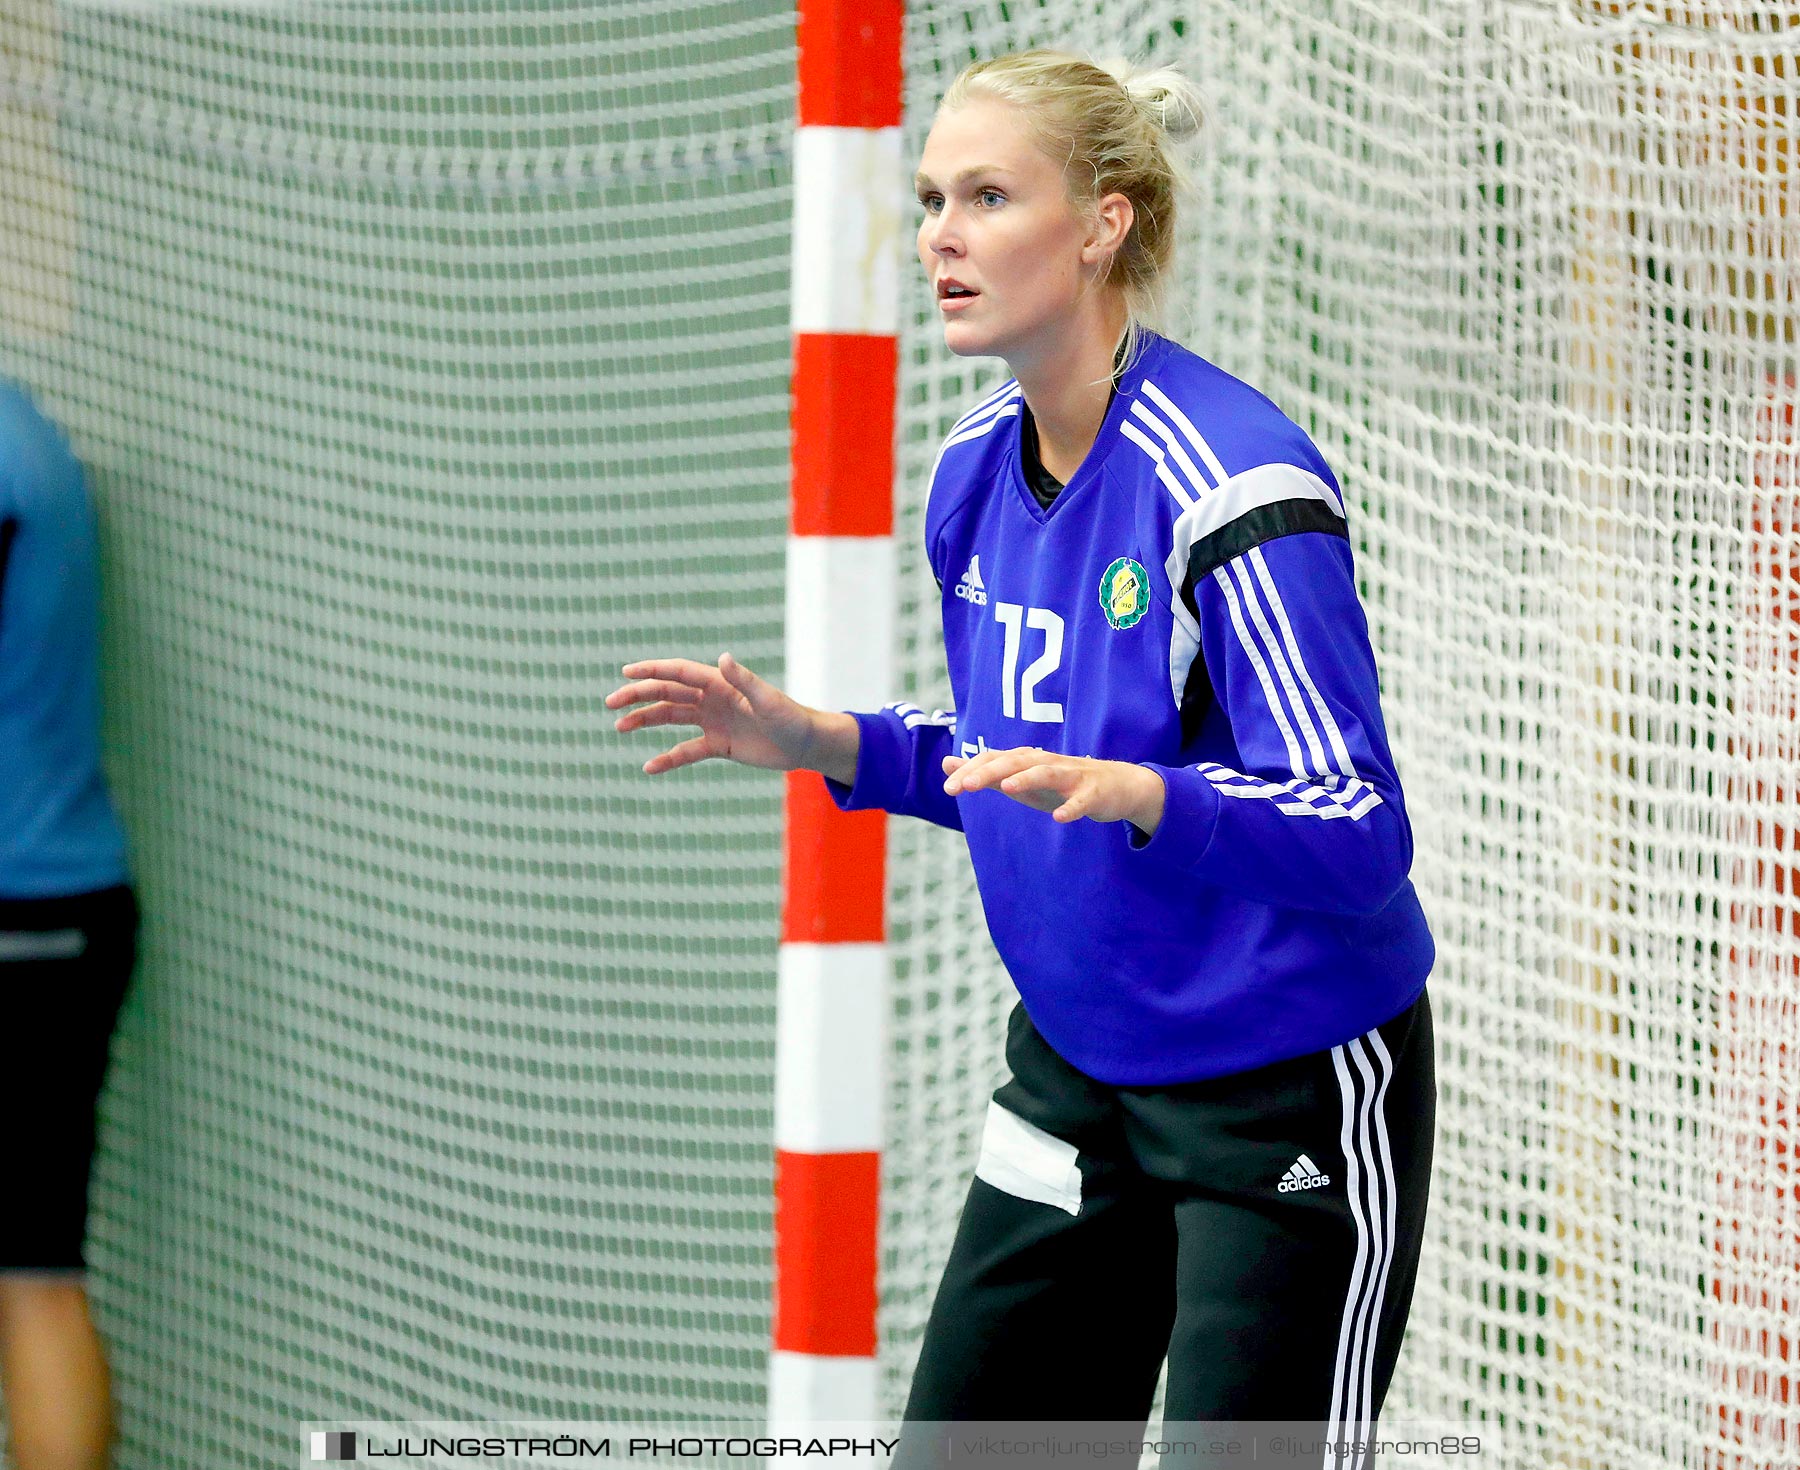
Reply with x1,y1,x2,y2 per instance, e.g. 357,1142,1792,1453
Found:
0,3,795,1460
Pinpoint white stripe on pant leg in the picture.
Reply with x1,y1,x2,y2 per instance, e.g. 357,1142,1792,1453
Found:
1344,1041,1393,1470
1332,1043,1382,1468
1341,1042,1383,1469
1326,1044,1373,1470
1340,1037,1395,1470
1353,1030,1402,1451
974,1100,1082,1215
0,928,86,961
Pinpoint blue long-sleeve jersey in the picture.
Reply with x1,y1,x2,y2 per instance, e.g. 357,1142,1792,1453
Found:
827,331,1433,1084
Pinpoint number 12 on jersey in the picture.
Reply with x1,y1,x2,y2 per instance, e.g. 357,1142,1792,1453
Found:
994,602,1065,724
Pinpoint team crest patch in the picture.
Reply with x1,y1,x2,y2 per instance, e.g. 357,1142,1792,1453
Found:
1100,557,1150,630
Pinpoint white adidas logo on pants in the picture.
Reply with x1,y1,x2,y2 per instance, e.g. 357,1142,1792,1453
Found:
1278,1152,1331,1192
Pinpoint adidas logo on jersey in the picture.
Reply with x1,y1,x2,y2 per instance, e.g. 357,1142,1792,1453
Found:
1277,1153,1331,1193
954,554,988,606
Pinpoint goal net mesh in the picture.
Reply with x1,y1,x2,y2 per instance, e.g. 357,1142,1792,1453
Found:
889,3,1796,1466
2,0,794,1458
0,2,1793,1467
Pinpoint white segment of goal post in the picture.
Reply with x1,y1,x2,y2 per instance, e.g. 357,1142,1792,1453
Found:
770,0,903,1425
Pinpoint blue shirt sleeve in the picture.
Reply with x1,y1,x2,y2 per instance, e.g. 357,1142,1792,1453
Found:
822,703,964,831
1128,527,1414,916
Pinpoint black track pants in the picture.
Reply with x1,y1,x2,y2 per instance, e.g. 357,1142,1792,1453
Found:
902,989,1435,1441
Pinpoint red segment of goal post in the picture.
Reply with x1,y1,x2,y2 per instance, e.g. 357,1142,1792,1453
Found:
1712,374,1798,1470
791,333,898,538
772,1148,882,1357
771,0,903,1423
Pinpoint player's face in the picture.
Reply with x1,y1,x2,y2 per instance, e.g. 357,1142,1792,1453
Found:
914,96,1098,364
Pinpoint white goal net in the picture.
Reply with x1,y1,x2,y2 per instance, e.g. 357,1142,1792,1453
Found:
890,4,1796,1467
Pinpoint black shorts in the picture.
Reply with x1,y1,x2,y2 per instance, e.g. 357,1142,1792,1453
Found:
0,884,137,1273
901,989,1435,1447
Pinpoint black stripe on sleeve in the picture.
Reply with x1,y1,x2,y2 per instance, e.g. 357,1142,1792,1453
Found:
1178,644,1214,745
1180,498,1348,616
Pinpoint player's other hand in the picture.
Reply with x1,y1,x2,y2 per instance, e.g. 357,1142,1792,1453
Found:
942,747,1166,835
608,653,837,777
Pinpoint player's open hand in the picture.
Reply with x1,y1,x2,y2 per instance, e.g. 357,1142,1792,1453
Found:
607,654,820,775
941,747,1166,834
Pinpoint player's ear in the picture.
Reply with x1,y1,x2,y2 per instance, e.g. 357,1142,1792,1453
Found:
1080,192,1133,267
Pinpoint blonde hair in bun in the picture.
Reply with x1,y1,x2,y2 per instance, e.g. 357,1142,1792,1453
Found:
1096,57,1208,146
940,49,1208,367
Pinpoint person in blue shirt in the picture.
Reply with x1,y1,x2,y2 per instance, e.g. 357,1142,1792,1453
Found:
610,51,1435,1443
0,377,134,1470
